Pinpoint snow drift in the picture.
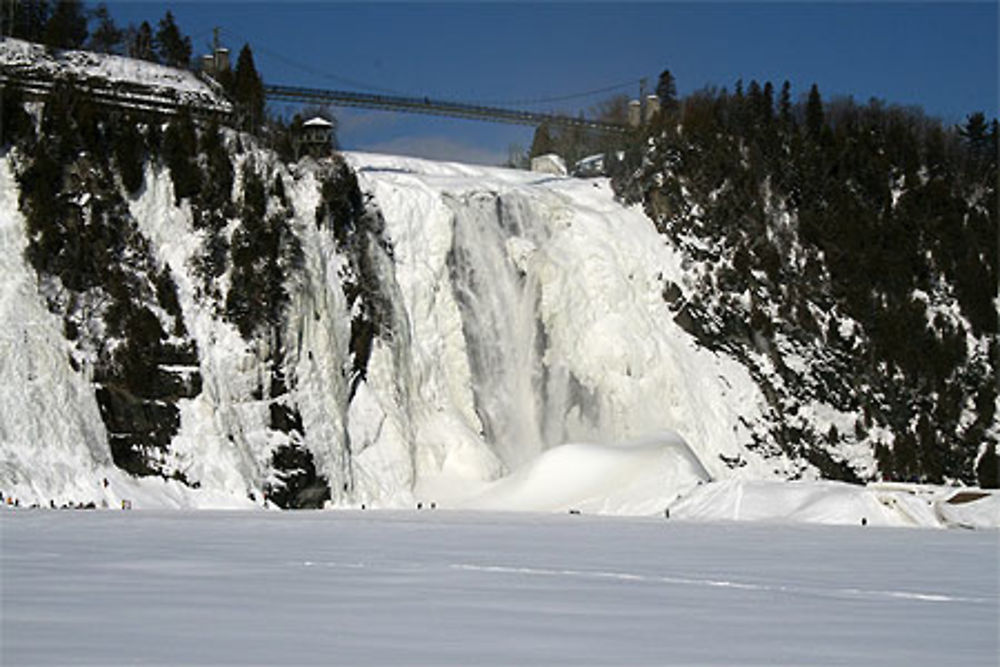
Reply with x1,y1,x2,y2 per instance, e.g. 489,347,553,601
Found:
670,479,1000,529
460,431,710,514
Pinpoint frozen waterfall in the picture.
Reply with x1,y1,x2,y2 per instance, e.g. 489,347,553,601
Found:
348,153,776,506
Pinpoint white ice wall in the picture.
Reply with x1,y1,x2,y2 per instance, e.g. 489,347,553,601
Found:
0,156,112,504
347,153,789,500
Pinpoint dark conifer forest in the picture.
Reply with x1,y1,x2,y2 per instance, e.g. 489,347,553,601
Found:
613,80,997,486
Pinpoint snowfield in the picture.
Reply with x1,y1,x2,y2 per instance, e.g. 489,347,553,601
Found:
2,509,997,665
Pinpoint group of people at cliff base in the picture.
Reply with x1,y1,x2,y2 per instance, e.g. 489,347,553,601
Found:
2,494,100,510
2,479,132,511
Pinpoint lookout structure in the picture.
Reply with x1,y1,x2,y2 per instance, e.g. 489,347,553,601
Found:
295,116,334,159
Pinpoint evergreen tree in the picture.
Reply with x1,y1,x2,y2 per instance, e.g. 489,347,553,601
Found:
127,21,156,62
155,11,191,68
43,0,88,49
958,112,991,161
655,69,678,112
87,3,122,54
2,0,51,42
112,120,144,194
529,122,554,157
162,110,200,202
806,83,824,139
198,123,234,211
232,44,265,132
746,80,769,125
778,80,793,127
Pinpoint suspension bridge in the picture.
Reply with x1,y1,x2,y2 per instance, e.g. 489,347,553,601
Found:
263,84,630,133
0,37,634,133
0,74,632,133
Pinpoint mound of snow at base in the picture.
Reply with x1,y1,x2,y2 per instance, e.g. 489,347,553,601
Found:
457,431,710,515
934,492,1000,529
669,479,1000,529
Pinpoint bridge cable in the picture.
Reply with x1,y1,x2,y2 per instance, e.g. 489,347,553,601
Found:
219,26,407,95
475,80,639,107
220,26,640,112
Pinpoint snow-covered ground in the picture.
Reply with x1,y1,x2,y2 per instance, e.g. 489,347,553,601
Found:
2,509,997,665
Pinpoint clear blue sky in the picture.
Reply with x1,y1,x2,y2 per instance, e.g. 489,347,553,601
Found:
108,1,998,165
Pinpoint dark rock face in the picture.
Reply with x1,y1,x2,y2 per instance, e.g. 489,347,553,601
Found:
96,386,181,477
93,339,202,478
315,159,396,399
14,88,203,481
264,357,330,509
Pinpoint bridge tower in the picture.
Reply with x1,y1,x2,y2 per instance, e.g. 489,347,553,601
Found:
200,27,230,77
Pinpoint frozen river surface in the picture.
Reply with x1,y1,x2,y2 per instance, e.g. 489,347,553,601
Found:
2,510,997,665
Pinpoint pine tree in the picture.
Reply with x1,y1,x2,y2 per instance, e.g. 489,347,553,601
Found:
88,3,122,54
43,0,88,49
747,80,767,124
2,0,51,42
112,120,144,195
162,110,200,202
762,81,774,122
198,124,234,210
958,112,991,161
806,83,824,140
127,21,157,62
655,69,678,112
232,44,265,132
778,80,793,127
155,11,191,68
529,123,554,158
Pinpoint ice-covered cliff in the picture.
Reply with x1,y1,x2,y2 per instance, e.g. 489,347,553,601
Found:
2,141,801,510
